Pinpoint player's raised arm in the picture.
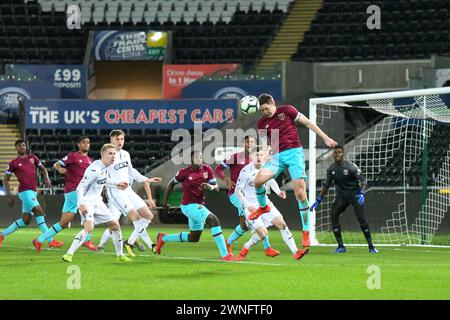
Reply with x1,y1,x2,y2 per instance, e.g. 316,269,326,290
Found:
296,113,337,148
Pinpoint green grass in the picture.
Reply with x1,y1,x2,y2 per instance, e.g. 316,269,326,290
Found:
1,227,450,300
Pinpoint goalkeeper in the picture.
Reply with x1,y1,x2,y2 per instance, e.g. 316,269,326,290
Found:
310,146,378,253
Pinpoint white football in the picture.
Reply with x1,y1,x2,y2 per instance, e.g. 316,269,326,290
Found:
240,95,260,114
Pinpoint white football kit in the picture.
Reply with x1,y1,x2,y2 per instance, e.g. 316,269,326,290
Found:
106,149,147,219
76,160,118,225
234,163,283,232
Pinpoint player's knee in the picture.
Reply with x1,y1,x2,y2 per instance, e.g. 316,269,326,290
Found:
188,233,201,242
275,219,286,230
294,191,307,201
60,221,70,228
206,214,220,227
22,216,31,225
109,222,119,231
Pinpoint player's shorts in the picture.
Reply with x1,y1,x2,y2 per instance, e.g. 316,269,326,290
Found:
106,187,147,216
263,147,307,180
18,190,40,214
80,200,115,226
228,193,245,217
108,202,123,221
180,203,212,231
62,191,78,214
244,201,282,233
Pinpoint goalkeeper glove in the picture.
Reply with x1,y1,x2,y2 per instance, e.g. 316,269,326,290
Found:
356,190,365,206
310,195,322,211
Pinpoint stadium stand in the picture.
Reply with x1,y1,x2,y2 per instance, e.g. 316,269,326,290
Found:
354,123,450,187
293,0,450,62
0,0,293,69
0,0,88,65
24,127,183,191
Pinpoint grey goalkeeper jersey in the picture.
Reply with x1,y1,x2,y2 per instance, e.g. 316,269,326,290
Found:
322,161,367,196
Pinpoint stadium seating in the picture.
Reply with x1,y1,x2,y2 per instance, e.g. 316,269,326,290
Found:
354,124,450,187
24,127,182,190
1,0,292,69
0,0,88,66
292,0,450,62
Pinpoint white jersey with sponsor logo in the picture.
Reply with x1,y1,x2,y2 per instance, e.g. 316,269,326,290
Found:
234,163,281,209
108,149,147,186
76,160,115,206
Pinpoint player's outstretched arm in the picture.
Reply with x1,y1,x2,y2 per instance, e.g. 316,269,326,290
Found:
38,163,52,188
267,179,286,199
144,181,156,208
297,114,337,148
3,173,14,207
214,163,235,190
162,179,175,213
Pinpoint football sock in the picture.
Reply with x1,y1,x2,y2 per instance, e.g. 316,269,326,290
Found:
162,232,189,242
227,225,246,245
35,215,53,243
298,200,310,231
67,229,89,255
84,233,91,242
137,218,153,247
244,233,262,249
280,226,298,254
111,229,124,256
37,222,62,244
361,224,374,248
127,220,142,245
211,226,228,257
262,234,271,249
99,229,112,247
256,185,267,207
1,218,26,237
333,225,344,247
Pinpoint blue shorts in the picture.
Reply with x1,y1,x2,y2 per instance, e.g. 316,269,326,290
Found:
18,190,40,214
229,193,245,217
263,147,307,180
62,191,78,214
180,203,212,231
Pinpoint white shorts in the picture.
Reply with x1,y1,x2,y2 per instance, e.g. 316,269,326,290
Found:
80,201,115,226
108,202,123,221
106,187,147,216
244,201,282,233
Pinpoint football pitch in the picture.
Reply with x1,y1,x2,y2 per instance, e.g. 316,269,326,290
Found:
1,227,450,300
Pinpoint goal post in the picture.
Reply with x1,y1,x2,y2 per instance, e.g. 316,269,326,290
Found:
308,87,450,247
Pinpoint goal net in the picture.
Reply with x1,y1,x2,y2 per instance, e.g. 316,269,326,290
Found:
308,87,450,247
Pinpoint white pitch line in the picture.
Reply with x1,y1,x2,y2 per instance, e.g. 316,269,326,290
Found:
5,245,287,267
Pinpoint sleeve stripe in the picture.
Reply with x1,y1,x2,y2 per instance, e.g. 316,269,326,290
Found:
221,161,230,169
208,178,217,184
5,170,12,175
173,177,179,184
58,160,66,167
